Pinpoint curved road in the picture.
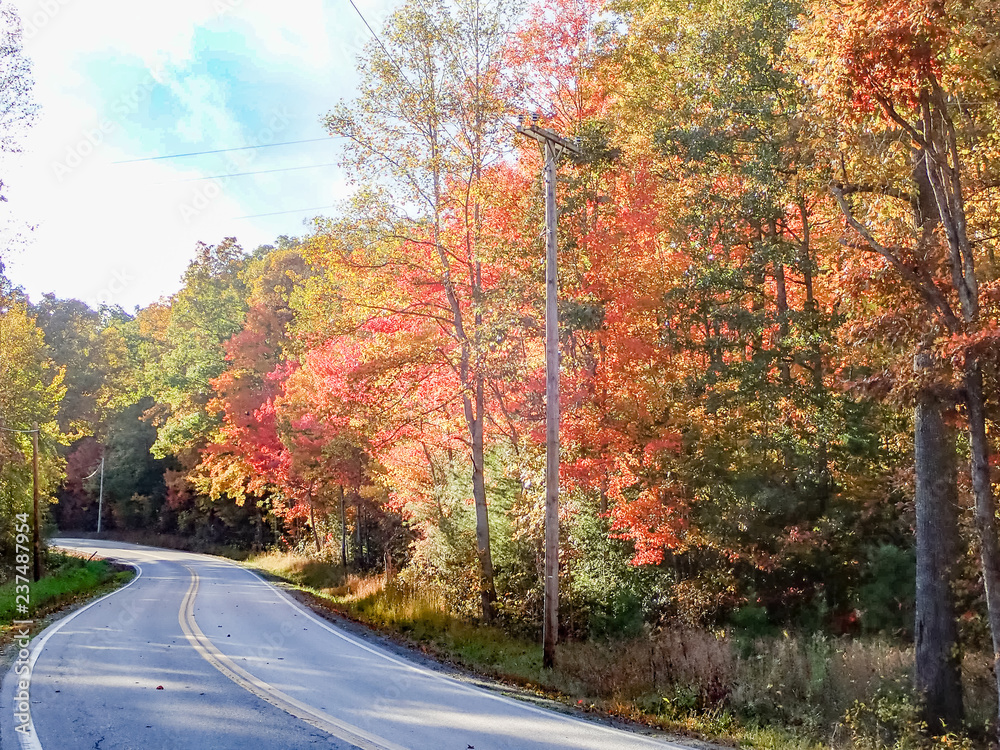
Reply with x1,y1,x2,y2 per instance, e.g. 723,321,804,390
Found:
2,540,689,750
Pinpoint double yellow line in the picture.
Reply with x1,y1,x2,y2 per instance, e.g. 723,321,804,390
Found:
178,566,405,750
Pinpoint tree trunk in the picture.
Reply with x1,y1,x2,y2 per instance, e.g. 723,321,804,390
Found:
771,219,791,389
834,137,970,732
904,138,969,732
253,504,264,552
339,484,347,571
918,92,1000,728
355,494,362,568
308,489,322,554
913,351,963,731
964,362,1000,728
468,370,497,622
797,201,832,515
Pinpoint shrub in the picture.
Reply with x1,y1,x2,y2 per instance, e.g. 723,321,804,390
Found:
854,544,915,637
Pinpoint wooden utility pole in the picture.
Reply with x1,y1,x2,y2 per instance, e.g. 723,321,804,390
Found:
516,119,580,669
97,455,105,534
32,422,41,582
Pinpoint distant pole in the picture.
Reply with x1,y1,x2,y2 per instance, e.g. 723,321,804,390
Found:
32,422,41,582
97,456,105,534
516,118,580,669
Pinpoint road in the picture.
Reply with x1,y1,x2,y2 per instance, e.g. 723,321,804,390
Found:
1,540,690,750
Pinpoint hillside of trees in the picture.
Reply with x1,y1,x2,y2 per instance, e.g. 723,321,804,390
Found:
3,0,1000,745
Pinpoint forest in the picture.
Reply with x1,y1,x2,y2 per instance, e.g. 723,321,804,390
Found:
2,0,1000,746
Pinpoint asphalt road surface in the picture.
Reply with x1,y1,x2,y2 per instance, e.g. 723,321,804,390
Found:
1,540,691,750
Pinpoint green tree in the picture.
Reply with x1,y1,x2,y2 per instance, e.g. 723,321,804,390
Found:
0,275,64,576
32,295,136,439
149,238,249,460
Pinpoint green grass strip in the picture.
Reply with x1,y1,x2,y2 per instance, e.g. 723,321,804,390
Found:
0,553,128,626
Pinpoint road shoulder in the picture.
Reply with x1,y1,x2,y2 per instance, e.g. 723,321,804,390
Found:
269,581,729,750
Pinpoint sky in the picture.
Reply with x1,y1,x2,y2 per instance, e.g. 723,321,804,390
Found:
1,0,395,311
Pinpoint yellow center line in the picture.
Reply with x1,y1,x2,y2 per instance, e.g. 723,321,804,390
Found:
178,565,406,750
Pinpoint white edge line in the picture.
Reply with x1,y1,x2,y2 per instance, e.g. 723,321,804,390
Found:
239,567,689,750
14,559,143,750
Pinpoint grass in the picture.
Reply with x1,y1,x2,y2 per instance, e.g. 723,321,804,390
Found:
0,552,132,630
248,551,993,749
248,550,348,590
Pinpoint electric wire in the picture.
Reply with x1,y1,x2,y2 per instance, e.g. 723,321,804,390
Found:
158,162,341,184
345,0,415,91
234,205,335,220
113,137,342,164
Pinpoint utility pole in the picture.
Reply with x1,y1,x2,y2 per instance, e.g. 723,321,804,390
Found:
516,116,580,669
97,455,105,534
85,455,106,534
32,422,41,582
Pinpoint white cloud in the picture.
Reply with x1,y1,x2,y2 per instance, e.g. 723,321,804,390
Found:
3,0,402,308
3,143,259,309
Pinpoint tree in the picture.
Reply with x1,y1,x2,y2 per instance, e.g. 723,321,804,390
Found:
148,238,249,460
797,0,1000,729
0,4,37,203
32,296,136,439
0,273,64,576
607,0,870,622
321,0,518,621
194,243,317,548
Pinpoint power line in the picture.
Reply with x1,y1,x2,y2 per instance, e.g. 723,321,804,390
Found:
346,0,413,90
113,137,343,164
339,0,466,166
0,425,38,433
158,162,341,184
234,205,334,220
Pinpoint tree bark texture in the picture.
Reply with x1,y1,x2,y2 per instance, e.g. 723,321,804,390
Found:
964,363,1000,725
913,352,963,731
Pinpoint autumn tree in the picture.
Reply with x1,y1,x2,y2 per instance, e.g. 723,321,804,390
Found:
603,0,878,625
797,0,1000,729
32,296,136,439
321,0,519,621
0,271,64,576
194,242,315,548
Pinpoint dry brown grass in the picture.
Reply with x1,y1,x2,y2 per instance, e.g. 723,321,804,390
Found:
249,551,993,747
250,552,448,629
557,628,733,701
249,550,346,591
326,573,389,600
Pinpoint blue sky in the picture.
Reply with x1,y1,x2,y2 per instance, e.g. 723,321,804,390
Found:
2,0,394,310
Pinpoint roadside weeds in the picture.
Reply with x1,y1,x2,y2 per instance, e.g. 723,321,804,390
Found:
248,564,732,750
244,554,990,750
